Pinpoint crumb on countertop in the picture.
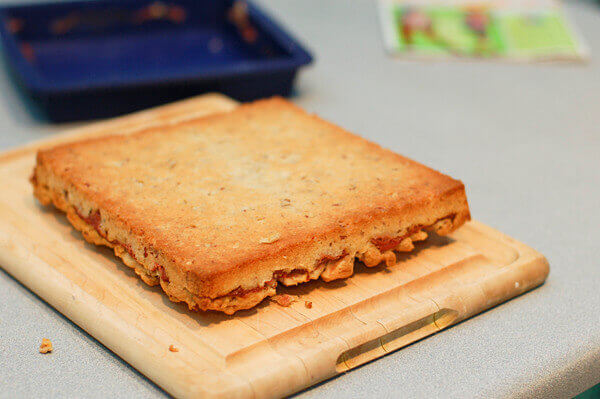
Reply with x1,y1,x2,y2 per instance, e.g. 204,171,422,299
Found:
271,294,297,307
39,338,53,354
169,345,179,352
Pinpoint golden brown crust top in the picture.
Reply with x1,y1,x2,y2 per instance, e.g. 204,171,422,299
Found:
36,97,468,283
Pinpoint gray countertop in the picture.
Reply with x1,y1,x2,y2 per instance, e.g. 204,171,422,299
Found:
1,0,599,398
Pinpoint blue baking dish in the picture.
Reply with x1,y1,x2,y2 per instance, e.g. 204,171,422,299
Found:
0,0,312,121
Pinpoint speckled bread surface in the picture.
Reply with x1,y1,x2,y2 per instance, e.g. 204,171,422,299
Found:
31,97,470,314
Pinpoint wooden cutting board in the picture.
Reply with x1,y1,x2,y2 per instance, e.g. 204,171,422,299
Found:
0,94,549,399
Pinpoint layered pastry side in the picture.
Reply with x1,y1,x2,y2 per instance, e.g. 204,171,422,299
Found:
32,166,468,314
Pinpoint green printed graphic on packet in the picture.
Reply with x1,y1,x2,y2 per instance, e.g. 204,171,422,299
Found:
498,13,578,56
393,6,505,56
389,4,581,59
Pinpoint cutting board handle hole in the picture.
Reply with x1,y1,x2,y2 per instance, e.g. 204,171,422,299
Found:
336,308,458,372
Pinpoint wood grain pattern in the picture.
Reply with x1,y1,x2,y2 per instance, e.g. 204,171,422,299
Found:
0,94,549,399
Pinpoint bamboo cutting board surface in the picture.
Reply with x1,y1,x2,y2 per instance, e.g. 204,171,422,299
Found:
0,94,549,399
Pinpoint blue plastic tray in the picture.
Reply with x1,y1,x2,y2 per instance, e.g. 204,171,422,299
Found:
0,0,312,121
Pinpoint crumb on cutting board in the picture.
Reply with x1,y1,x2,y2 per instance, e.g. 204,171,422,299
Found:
169,345,179,352
39,338,53,354
271,294,297,307
304,301,313,309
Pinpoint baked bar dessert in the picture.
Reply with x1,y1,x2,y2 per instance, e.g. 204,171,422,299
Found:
31,97,470,314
